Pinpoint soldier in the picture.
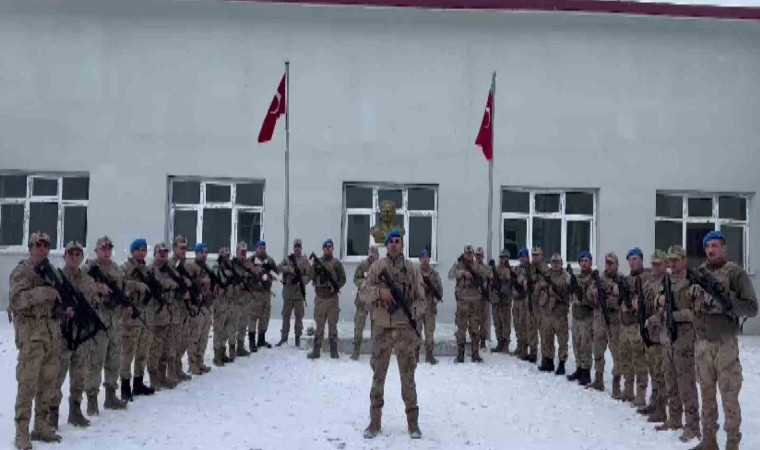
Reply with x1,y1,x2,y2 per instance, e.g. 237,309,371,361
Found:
211,247,235,365
524,247,547,363
449,244,490,363
510,248,531,358
691,232,757,450
307,238,347,359
10,232,63,449
567,251,595,386
146,243,182,390
84,236,129,413
654,245,701,443
489,249,513,354
359,229,424,439
169,236,193,382
185,243,213,375
250,240,278,349
618,247,649,406
588,252,622,393
417,249,442,364
474,247,489,350
277,238,310,348
120,239,155,401
231,242,255,356
538,254,570,375
640,250,667,423
50,241,105,430
350,245,379,360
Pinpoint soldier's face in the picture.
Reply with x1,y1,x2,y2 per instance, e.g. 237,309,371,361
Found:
605,260,618,273
64,250,83,269
499,255,508,265
579,257,592,271
256,247,266,258
651,260,666,275
196,249,208,263
628,255,643,272
465,251,474,261
96,245,113,261
293,243,302,256
475,254,484,263
323,243,333,257
420,255,430,265
705,240,725,262
518,255,528,265
369,249,378,261
668,257,686,273
133,247,147,262
30,240,50,259
532,254,544,264
174,244,187,259
237,249,247,259
156,250,169,264
387,237,403,257
551,260,561,271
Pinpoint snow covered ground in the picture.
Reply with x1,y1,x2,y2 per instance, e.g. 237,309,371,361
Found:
1,319,759,450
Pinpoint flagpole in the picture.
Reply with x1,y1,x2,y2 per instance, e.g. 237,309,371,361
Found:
487,71,495,261
283,61,290,259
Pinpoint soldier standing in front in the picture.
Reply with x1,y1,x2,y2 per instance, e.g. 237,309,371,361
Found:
169,236,192,382
449,244,490,363
691,231,757,450
418,249,442,364
640,250,668,423
510,248,530,357
589,252,622,393
212,247,236,364
567,251,595,386
618,247,649,407
474,247,489,349
538,254,570,375
250,240,278,349
307,239,347,359
10,232,62,449
277,238,311,348
351,245,379,360
359,229,425,439
489,249,513,354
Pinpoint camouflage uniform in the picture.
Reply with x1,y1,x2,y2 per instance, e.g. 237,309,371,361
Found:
10,234,63,447
278,252,310,345
489,256,513,353
693,256,757,449
511,263,530,357
212,250,235,364
232,253,256,355
418,263,442,363
568,269,595,385
169,253,192,381
359,252,425,438
590,259,622,391
185,258,212,375
449,250,491,362
539,265,570,371
351,257,375,359
308,254,346,358
642,263,667,422
618,271,649,405
121,257,154,396
527,260,548,363
147,245,180,390
249,252,278,347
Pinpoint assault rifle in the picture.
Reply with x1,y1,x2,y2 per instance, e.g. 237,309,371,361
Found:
35,259,107,351
162,262,201,317
525,264,535,314
309,252,341,294
250,257,279,291
664,273,677,344
379,269,420,338
566,264,582,301
458,255,489,302
488,259,502,297
88,263,147,328
636,275,653,347
686,267,739,323
129,265,169,317
507,260,526,297
422,273,442,303
591,270,611,331
288,254,307,304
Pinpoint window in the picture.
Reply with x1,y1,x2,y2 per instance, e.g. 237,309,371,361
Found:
501,188,596,264
342,183,437,261
655,193,750,269
0,173,89,251
169,178,264,253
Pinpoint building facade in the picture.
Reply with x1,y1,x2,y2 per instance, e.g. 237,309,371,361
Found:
1,0,759,331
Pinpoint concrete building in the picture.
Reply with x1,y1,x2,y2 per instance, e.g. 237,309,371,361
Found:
1,0,759,333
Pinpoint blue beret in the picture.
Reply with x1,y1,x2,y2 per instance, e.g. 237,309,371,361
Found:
626,247,643,260
703,231,725,248
420,249,430,258
256,240,266,248
323,238,334,247
385,229,402,246
517,247,529,258
129,239,147,253
194,243,207,253
578,251,593,262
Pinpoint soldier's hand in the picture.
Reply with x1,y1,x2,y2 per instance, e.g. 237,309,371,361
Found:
377,288,393,307
40,286,61,303
214,286,224,298
99,284,111,297
65,306,75,319
183,292,190,301
462,271,472,281
632,297,639,311
658,295,665,307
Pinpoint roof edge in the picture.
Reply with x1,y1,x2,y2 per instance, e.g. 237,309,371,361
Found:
224,0,760,21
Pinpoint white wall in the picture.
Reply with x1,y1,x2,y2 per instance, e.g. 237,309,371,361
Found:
1,0,759,330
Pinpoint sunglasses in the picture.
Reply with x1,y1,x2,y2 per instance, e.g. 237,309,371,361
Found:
35,241,50,249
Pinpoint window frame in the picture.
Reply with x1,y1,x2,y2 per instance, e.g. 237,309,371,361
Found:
500,188,597,268
168,177,265,257
341,183,438,263
655,191,750,270
0,172,90,254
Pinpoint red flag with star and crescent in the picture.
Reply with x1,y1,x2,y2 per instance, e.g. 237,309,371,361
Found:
475,89,493,161
257,73,287,143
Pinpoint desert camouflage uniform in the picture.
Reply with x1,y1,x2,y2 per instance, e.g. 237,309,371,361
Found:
449,256,491,361
540,268,570,365
250,254,278,346
147,256,180,390
489,261,513,353
121,258,154,390
417,264,442,362
185,259,212,374
309,255,346,357
570,270,595,380
352,257,375,358
169,254,192,381
232,255,256,354
278,253,310,344
643,270,666,421
527,262,549,362
618,271,649,405
511,263,530,357
212,256,236,363
590,269,621,391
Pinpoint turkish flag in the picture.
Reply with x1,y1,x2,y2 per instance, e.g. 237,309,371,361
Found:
475,89,493,161
257,73,287,143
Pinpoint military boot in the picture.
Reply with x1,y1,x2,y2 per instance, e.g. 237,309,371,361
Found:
479,338,486,350
587,372,604,391
121,378,133,402
538,357,555,372
351,341,361,360
48,406,59,430
330,339,339,359
527,351,538,364
275,333,288,347
236,340,250,357
471,344,484,363
148,371,164,392
363,409,382,439
620,377,634,402
258,331,272,349
425,347,438,365
307,338,322,359
163,365,180,389
454,345,465,363
490,339,503,353
632,384,647,407
248,332,258,353
725,436,741,450
555,360,566,376
104,387,128,410
31,414,62,443
637,403,654,416
679,428,701,443
15,420,32,450
295,335,301,348
68,399,90,428
213,348,225,367
611,375,623,399
407,410,422,439
578,369,592,386
227,343,236,362
175,360,192,381
647,404,667,423
86,393,99,416
655,417,682,431
689,435,719,450
566,367,582,382
134,376,155,396
199,355,212,373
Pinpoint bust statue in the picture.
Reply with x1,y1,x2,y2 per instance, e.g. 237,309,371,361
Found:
370,200,405,244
